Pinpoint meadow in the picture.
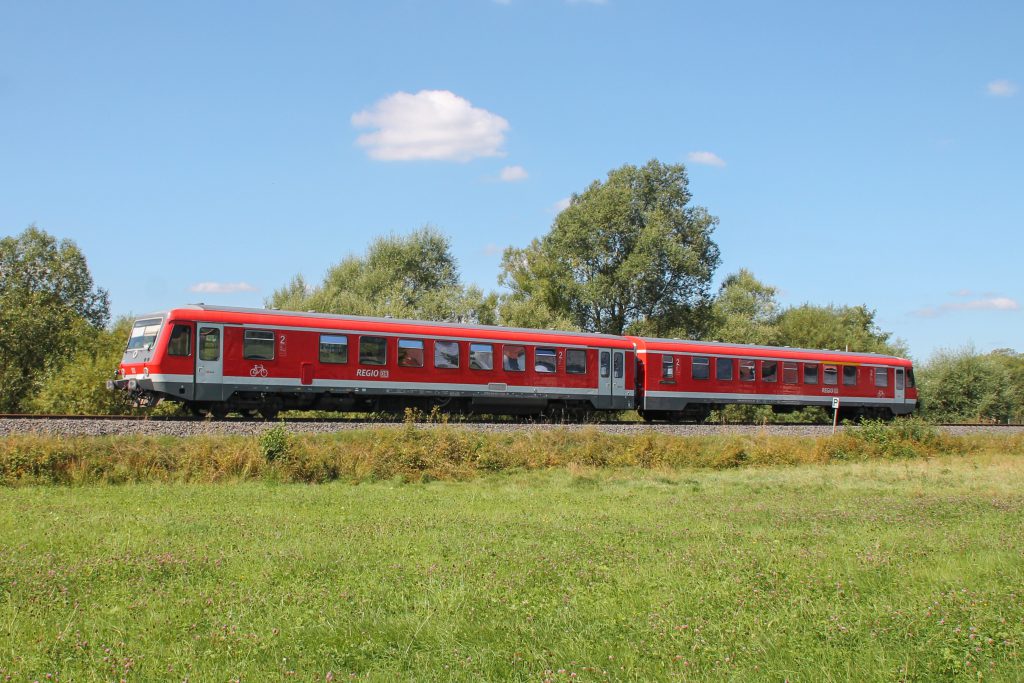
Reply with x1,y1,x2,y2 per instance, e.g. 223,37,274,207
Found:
1,445,1022,681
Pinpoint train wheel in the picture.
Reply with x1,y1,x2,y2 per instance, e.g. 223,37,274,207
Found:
259,405,280,420
209,404,229,420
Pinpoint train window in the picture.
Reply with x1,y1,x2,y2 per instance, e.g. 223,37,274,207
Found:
874,367,889,387
359,336,387,366
823,365,838,385
535,348,557,373
762,361,778,382
566,349,587,374
198,327,219,361
434,341,460,369
319,334,348,364
692,356,710,380
127,318,162,351
843,366,858,386
613,352,624,379
803,364,819,385
470,343,493,370
662,354,675,380
167,324,191,357
783,362,798,384
895,368,905,391
600,351,610,378
906,368,915,388
244,330,275,361
398,339,424,368
739,360,755,382
503,345,526,371
716,358,734,381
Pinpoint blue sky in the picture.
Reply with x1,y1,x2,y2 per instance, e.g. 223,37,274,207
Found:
1,0,1020,360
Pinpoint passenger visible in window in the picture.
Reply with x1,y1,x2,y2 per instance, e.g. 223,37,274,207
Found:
535,348,557,373
503,345,526,371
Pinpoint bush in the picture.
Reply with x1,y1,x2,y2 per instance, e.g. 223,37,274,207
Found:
258,426,291,462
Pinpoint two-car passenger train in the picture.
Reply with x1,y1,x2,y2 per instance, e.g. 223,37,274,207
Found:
108,305,917,421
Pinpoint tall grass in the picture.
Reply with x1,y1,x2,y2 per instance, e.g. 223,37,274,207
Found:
2,420,1022,486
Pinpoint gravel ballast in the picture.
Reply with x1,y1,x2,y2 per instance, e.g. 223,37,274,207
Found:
1,418,1020,438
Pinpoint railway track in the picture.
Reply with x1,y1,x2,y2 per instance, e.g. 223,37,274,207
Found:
0,413,1021,427
1,414,1021,438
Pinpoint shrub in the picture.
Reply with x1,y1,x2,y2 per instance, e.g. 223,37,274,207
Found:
258,426,291,463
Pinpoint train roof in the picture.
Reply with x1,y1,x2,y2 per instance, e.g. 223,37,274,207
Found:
629,335,912,366
155,304,636,348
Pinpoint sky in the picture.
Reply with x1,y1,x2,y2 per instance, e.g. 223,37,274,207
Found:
1,0,1020,361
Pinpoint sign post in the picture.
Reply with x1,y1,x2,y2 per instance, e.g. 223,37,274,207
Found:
832,397,840,434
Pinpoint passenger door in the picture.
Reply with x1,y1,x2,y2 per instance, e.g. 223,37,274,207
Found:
894,367,905,403
598,350,612,400
195,324,224,401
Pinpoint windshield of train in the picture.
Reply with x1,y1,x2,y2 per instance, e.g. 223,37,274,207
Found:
126,318,162,351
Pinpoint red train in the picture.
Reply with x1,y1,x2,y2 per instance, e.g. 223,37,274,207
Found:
108,305,917,420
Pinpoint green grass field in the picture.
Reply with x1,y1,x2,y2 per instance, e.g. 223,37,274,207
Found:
2,455,1022,681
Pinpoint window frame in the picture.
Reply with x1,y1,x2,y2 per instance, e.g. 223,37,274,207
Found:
823,365,838,386
469,343,494,371
843,365,858,386
874,367,889,388
613,352,624,379
434,340,460,369
566,348,587,375
739,359,755,382
600,351,610,378
502,344,526,372
661,354,675,380
198,326,220,362
762,360,778,383
126,318,162,352
397,338,425,368
319,334,349,364
359,336,387,366
803,363,819,385
782,362,799,384
692,356,710,380
167,324,192,357
243,329,275,361
535,347,557,373
716,357,734,381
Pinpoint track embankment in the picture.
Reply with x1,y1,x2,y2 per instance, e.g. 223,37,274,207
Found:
0,417,1020,438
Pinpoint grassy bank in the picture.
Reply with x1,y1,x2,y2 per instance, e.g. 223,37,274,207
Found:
1,458,1023,681
3,420,1024,486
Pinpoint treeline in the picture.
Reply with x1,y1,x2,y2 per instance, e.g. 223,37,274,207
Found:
2,160,1021,422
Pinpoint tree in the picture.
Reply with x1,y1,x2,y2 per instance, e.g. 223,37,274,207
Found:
29,317,137,415
0,226,110,412
268,225,497,324
499,160,721,337
774,303,906,356
708,269,781,345
917,347,1014,423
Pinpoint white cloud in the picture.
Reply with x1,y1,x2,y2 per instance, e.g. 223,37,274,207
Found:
352,90,509,162
687,151,726,167
499,165,529,182
189,282,258,294
553,197,571,212
911,296,1020,318
987,79,1017,97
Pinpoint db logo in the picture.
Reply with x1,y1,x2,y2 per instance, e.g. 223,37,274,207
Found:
250,364,269,377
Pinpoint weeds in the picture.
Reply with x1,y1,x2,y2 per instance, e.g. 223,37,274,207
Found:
1,422,1021,486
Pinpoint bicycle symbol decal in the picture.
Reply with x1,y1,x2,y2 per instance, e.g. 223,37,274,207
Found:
250,364,269,377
